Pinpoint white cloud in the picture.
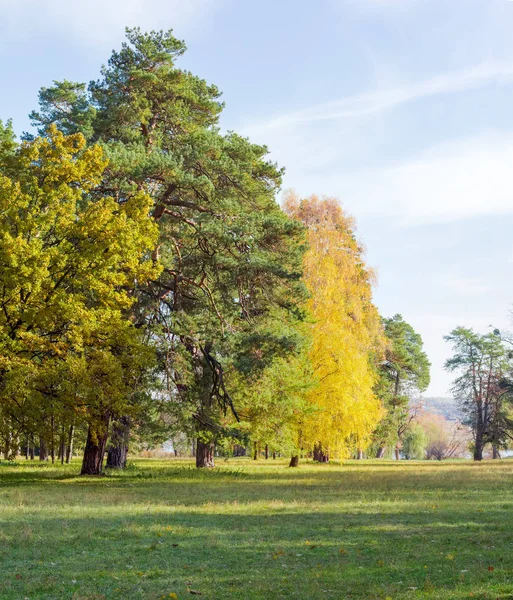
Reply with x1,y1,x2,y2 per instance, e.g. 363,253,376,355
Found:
351,132,513,224
0,0,220,49
272,130,513,224
443,277,490,295
244,61,513,134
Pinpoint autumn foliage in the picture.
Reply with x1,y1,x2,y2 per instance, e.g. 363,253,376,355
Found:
284,192,386,459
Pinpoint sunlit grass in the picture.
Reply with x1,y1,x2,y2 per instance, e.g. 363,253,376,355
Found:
1,458,512,599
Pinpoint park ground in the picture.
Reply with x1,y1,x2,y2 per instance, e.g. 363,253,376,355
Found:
0,459,512,600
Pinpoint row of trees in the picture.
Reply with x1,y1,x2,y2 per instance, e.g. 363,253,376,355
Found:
0,28,433,472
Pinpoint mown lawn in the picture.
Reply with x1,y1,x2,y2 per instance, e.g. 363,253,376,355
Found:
0,458,512,600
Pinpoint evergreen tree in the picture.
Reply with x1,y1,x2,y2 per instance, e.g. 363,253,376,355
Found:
30,29,308,467
372,315,430,459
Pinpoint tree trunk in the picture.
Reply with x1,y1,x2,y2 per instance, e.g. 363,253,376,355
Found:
39,437,48,461
58,425,65,465
289,455,299,467
233,444,246,457
376,446,386,459
265,444,269,460
313,443,329,463
196,439,215,468
492,446,501,459
272,452,276,460
65,425,74,464
81,413,110,475
357,448,363,460
106,416,130,469
395,445,400,461
253,441,258,461
474,430,484,461
50,414,55,464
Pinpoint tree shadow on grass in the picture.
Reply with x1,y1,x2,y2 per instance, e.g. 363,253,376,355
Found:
1,495,512,599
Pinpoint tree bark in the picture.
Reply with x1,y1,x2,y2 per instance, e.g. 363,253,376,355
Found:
39,437,48,461
265,444,269,460
357,448,363,460
474,430,484,461
395,445,400,461
50,414,55,464
492,445,501,459
289,455,299,467
313,443,329,463
376,446,386,459
58,425,65,464
65,425,74,464
233,444,246,457
106,416,131,469
196,439,215,468
81,413,110,475
253,441,258,460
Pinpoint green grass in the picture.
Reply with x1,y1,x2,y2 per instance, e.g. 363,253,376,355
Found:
1,458,513,599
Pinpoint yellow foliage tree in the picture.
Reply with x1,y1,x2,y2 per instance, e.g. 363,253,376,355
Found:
284,192,385,460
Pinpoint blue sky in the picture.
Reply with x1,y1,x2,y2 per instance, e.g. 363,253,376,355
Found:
2,0,513,396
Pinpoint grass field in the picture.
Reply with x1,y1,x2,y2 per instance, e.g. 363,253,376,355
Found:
1,458,513,600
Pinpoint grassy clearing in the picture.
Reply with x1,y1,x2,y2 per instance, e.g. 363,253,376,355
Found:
0,458,512,599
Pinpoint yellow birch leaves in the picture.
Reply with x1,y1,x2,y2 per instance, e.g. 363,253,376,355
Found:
284,192,385,458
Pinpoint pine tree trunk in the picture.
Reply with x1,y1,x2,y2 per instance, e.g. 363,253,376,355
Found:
289,455,299,467
81,413,110,475
65,425,74,464
106,416,130,469
196,439,215,468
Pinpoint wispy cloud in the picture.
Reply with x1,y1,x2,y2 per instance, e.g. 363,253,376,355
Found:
0,0,221,49
283,130,513,225
244,61,513,134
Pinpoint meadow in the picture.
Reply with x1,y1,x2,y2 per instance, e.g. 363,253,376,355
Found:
0,458,512,600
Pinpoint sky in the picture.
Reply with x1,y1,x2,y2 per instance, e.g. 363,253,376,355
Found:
1,0,513,396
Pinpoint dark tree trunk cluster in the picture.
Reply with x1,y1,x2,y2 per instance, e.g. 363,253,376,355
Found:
313,443,329,463
233,444,246,457
81,412,110,475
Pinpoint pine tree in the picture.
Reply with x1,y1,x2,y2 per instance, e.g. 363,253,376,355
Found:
30,29,308,467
